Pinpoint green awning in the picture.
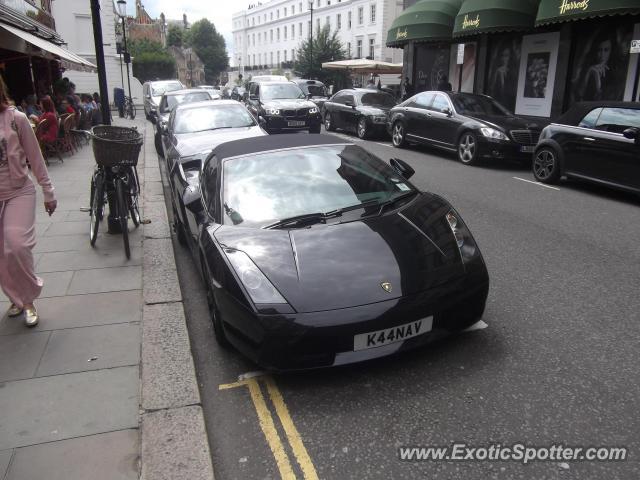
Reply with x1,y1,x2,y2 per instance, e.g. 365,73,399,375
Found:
453,0,540,37
387,0,463,48
536,0,640,26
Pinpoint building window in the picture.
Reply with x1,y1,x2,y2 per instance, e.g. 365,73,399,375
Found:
284,7,287,16
299,22,303,36
253,33,255,45
299,2,302,12
277,10,280,19
348,11,352,29
356,39,362,58
277,51,280,64
252,18,255,26
325,16,330,27
270,12,273,20
253,54,256,65
336,13,341,30
284,50,287,61
292,5,295,14
291,24,295,38
316,0,320,7
370,4,376,23
284,26,287,39
347,42,351,57
307,20,311,36
292,48,295,60
358,6,363,25
327,0,331,5
277,28,280,41
316,18,320,31
270,52,274,66
368,38,374,58
270,29,273,42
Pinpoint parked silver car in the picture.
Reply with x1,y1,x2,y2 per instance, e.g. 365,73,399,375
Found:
143,80,184,120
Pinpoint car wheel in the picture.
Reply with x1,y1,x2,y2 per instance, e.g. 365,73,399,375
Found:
171,204,187,246
324,112,335,131
532,147,561,184
392,121,407,148
202,258,229,347
154,132,163,157
458,132,479,165
309,125,321,134
357,117,368,139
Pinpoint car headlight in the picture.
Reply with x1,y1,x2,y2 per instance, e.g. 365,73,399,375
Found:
373,115,387,123
309,107,318,114
224,249,287,304
480,127,507,140
445,211,478,264
265,108,280,115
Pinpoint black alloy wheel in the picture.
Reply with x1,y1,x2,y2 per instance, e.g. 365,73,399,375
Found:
458,132,479,165
357,117,368,139
392,121,407,148
324,112,335,131
202,257,229,347
154,131,163,157
533,147,561,184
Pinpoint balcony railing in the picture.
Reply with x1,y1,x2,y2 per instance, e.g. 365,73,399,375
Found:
1,0,56,30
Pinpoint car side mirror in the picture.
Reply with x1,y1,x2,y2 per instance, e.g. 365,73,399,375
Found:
441,107,452,117
622,127,639,143
390,158,415,180
183,184,203,213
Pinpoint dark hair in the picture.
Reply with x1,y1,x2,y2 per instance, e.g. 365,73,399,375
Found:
93,92,100,102
41,95,56,113
0,76,10,112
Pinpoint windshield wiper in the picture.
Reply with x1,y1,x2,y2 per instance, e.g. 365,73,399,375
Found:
263,211,342,230
375,191,418,214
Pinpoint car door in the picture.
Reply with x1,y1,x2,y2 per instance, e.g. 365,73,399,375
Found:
405,92,435,141
425,93,460,148
325,92,345,129
246,84,260,116
577,107,640,190
562,107,602,176
342,94,358,133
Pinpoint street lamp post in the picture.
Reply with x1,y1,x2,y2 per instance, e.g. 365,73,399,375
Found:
89,0,111,125
116,0,133,103
308,1,313,78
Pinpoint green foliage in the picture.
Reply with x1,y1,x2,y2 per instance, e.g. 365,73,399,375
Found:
184,19,229,82
129,39,176,83
167,25,183,47
294,25,347,85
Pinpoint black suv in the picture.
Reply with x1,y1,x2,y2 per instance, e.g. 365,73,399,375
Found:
291,79,330,113
245,81,322,134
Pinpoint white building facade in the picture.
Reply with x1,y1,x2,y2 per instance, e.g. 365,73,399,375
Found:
52,0,143,104
232,0,403,72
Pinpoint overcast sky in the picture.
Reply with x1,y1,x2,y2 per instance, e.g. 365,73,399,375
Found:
131,0,254,62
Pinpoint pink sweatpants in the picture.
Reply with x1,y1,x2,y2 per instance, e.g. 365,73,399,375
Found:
0,190,42,308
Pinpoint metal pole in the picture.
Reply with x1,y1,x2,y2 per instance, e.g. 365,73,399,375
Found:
458,64,462,92
121,16,133,102
309,2,313,78
90,0,111,125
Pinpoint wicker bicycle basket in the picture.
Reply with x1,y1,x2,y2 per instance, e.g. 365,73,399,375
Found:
91,125,143,167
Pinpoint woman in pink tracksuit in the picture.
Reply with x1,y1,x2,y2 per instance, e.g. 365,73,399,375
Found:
0,78,57,327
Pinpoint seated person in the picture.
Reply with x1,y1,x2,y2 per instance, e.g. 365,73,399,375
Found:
25,95,43,120
37,96,59,144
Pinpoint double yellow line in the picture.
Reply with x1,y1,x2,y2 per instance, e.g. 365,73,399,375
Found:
219,375,319,480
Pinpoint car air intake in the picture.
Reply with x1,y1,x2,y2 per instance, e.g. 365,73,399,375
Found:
510,130,540,145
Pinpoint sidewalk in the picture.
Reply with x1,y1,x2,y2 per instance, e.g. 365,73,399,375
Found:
0,118,213,479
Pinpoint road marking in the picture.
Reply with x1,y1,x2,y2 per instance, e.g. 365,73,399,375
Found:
219,375,318,479
374,142,393,148
265,377,320,480
513,177,561,191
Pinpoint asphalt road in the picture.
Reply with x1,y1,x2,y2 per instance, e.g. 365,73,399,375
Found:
161,127,640,480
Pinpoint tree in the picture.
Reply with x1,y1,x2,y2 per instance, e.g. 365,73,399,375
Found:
129,39,176,83
166,25,184,47
184,19,229,82
294,25,347,85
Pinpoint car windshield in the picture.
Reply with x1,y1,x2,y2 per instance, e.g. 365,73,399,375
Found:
360,92,396,108
261,83,305,100
151,82,182,96
174,104,256,134
299,83,327,96
165,92,211,111
451,94,510,116
222,145,416,227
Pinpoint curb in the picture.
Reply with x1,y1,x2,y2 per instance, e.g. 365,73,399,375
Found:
138,121,215,479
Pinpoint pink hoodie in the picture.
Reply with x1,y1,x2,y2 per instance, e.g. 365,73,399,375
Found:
1,107,55,202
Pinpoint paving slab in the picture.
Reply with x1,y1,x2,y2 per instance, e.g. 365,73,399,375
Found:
0,271,74,304
0,332,50,382
67,266,142,295
143,168,161,182
0,449,13,477
142,239,181,304
44,221,93,237
143,181,164,203
0,291,142,335
142,201,170,239
142,303,199,411
6,429,139,480
34,234,88,253
141,406,213,480
36,247,142,273
36,323,140,377
0,366,139,450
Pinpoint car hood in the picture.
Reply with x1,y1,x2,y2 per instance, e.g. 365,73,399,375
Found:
174,126,266,157
262,99,316,110
466,113,542,132
359,106,390,116
214,194,465,313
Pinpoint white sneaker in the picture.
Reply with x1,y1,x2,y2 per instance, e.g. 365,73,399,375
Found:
24,306,38,327
7,304,23,317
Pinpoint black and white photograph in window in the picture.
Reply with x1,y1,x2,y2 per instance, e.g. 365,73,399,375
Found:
486,35,521,111
523,52,549,99
570,22,634,103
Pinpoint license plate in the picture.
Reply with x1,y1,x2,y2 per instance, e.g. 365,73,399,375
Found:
353,316,433,351
520,145,534,153
288,120,305,127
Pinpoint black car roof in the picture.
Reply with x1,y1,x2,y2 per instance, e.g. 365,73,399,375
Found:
210,134,350,161
556,101,640,126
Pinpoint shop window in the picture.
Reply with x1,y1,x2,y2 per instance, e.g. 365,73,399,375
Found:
485,34,521,112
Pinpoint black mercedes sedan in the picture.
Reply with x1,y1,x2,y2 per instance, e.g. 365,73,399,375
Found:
178,134,489,370
323,88,396,139
388,92,544,165
245,81,322,134
532,101,640,195
291,79,330,112
163,100,267,241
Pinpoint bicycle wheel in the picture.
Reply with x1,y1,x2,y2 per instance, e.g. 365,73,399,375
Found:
116,178,131,259
89,172,104,246
128,168,141,227
130,103,136,120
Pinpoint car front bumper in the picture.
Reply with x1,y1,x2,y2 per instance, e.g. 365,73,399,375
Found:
215,259,489,370
477,138,535,160
263,114,322,131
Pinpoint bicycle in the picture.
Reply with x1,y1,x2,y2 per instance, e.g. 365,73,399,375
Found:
124,96,136,120
85,126,142,259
